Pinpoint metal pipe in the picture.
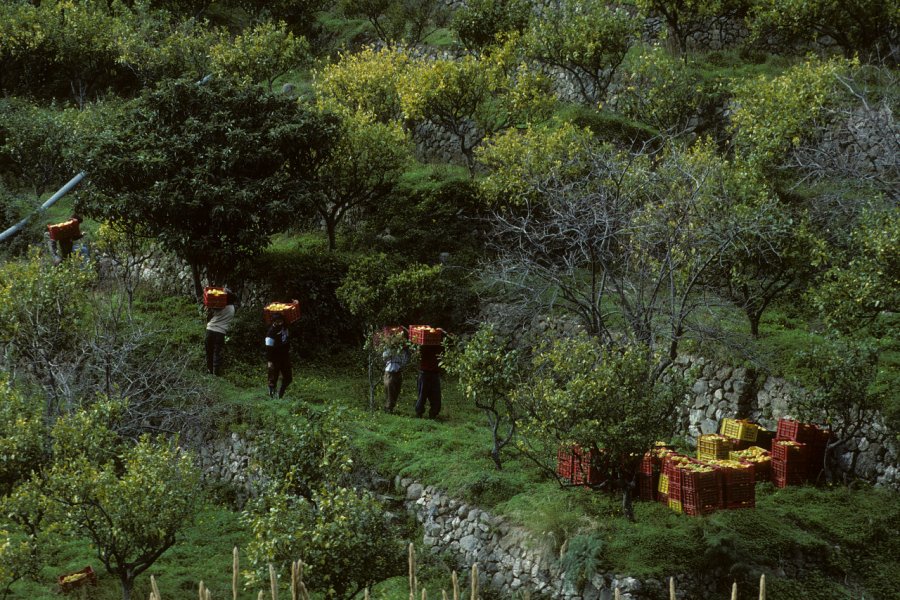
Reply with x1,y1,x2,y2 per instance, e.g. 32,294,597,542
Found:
0,171,86,242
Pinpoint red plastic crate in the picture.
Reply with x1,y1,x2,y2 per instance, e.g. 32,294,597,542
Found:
47,218,81,241
772,458,806,488
772,439,808,463
776,419,824,444
264,300,301,324
203,286,228,308
409,325,443,345
638,473,658,501
682,487,721,516
557,445,603,486
720,465,755,509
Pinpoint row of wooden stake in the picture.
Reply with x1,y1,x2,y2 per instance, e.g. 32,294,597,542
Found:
146,544,769,600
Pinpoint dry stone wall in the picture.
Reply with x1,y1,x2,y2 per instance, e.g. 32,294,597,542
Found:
670,354,899,488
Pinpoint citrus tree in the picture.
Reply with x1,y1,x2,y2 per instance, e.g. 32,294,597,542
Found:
513,334,685,520
242,406,399,598
45,403,202,600
81,77,338,296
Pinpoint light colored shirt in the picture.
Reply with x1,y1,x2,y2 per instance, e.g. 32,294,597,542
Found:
383,348,409,373
206,305,235,334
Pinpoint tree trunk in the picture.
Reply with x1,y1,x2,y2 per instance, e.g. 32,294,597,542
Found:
120,574,133,600
325,219,337,250
190,262,203,301
622,478,635,522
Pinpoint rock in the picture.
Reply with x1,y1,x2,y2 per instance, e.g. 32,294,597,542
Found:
459,535,479,554
407,483,424,500
700,419,718,435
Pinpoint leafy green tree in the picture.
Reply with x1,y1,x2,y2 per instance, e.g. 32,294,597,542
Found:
0,252,94,415
522,0,639,104
513,334,684,520
747,0,899,61
114,9,222,85
242,406,398,598
398,40,556,173
45,406,202,600
209,20,310,91
809,204,900,332
337,253,447,408
787,336,884,479
730,56,848,174
0,379,46,496
0,481,61,599
313,46,411,123
477,120,596,206
443,324,522,469
452,0,531,50
307,107,411,250
81,78,338,296
338,0,449,47
719,209,822,337
0,100,75,195
615,45,713,134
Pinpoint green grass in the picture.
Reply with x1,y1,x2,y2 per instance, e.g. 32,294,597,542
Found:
10,505,248,600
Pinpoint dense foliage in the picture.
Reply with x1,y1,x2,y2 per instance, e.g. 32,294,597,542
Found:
0,0,896,597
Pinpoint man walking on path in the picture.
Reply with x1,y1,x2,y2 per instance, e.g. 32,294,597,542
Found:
206,289,236,376
415,343,442,419
265,313,293,398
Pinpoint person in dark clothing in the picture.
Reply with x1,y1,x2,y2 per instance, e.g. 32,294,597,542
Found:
206,289,236,376
415,343,442,418
265,313,292,398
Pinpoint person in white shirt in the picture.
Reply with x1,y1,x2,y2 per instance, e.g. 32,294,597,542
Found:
383,341,410,413
205,289,236,376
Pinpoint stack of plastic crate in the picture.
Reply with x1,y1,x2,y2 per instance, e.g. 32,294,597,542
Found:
717,460,756,509
697,434,734,461
771,439,808,487
679,464,721,516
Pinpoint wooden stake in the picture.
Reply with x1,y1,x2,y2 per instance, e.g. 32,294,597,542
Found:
614,589,621,600
670,576,676,600
759,574,766,600
233,547,239,600
151,575,161,600
452,571,459,600
269,564,278,600
409,543,417,600
731,581,738,600
199,581,205,600
470,564,478,600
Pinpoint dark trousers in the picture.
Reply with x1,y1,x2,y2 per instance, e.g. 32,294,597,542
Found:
384,370,402,412
416,371,441,418
205,330,225,375
268,354,293,397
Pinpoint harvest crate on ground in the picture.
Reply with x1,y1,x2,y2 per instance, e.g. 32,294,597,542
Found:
409,325,443,345
720,418,759,442
264,300,301,324
47,218,81,241
679,464,721,516
697,434,733,461
557,445,604,486
203,286,228,308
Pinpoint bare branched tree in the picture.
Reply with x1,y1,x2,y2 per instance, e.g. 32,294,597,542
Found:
483,139,781,379
789,68,899,192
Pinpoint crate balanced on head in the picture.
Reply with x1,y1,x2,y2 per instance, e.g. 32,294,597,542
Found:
203,286,236,376
46,215,83,265
263,300,299,399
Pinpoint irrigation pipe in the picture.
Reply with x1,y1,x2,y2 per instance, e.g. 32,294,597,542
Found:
0,171,85,242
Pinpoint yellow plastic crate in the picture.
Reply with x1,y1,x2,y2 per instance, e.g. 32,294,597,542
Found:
668,498,683,514
697,434,733,461
658,474,669,495
721,418,759,442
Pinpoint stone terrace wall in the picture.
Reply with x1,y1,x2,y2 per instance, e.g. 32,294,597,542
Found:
670,354,899,488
